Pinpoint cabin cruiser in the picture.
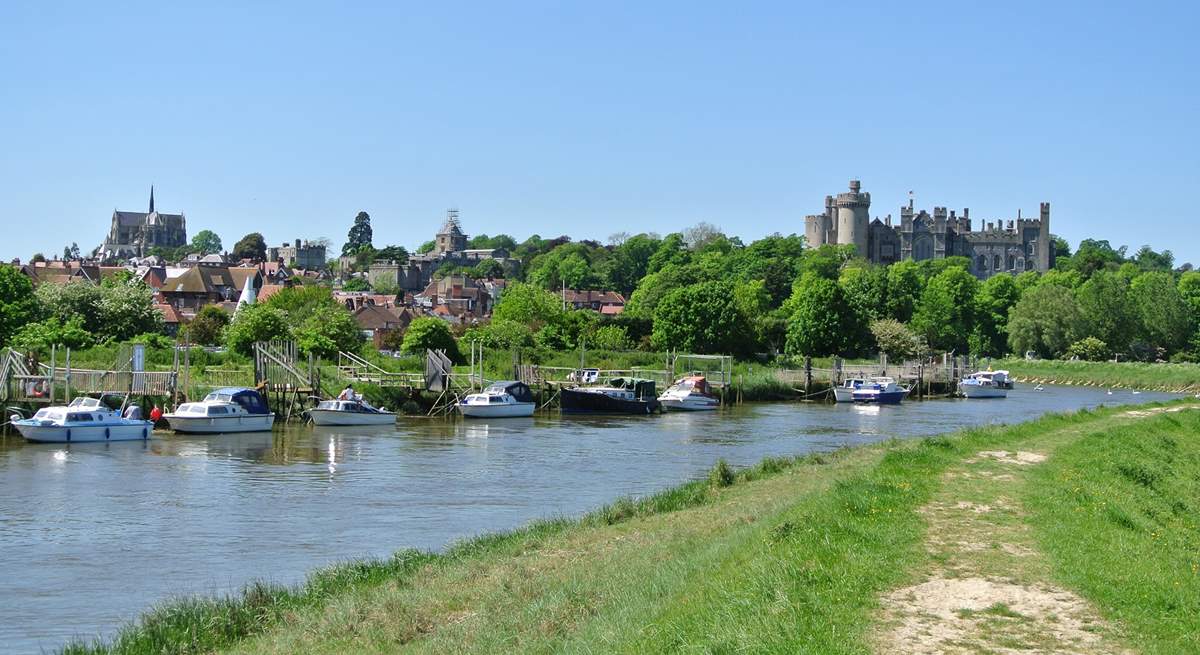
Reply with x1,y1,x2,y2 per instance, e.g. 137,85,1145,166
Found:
10,396,152,443
163,387,275,433
959,370,1010,398
309,398,396,426
562,377,662,415
851,377,910,404
832,378,868,403
459,381,537,418
658,376,720,411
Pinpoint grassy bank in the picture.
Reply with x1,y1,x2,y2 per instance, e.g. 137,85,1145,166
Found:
998,358,1200,392
62,402,1200,654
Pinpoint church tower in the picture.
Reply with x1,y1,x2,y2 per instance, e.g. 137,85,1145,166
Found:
435,209,468,254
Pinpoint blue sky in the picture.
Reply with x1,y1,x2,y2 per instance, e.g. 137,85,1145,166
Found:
2,1,1197,263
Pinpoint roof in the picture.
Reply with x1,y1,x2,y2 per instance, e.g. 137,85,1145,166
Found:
563,289,626,305
354,304,411,330
257,284,286,303
155,303,183,324
600,305,624,315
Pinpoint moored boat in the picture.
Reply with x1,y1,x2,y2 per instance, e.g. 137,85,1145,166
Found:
851,377,909,404
959,371,1009,398
459,381,537,418
658,376,720,411
10,396,152,443
832,378,867,403
309,398,396,426
163,387,275,433
562,377,662,415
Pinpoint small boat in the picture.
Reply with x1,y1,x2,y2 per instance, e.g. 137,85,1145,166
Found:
10,396,152,443
659,376,720,411
309,398,396,426
851,377,909,404
562,377,662,415
959,371,1009,399
164,387,275,433
459,381,537,418
832,378,867,403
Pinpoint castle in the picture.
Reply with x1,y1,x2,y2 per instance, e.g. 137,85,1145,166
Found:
368,209,518,291
98,187,187,261
267,239,327,269
804,180,1052,278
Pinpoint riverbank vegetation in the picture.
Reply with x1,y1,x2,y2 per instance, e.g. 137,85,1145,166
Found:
59,402,1200,654
998,358,1200,391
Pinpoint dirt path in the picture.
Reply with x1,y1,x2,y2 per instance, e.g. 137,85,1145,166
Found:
873,440,1130,654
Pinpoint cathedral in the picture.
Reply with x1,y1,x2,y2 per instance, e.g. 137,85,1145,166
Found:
98,187,187,261
804,180,1052,278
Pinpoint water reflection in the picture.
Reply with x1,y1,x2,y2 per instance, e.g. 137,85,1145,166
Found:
0,385,1180,653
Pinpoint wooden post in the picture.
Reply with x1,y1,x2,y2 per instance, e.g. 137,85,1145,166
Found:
49,344,56,404
64,347,71,404
803,356,812,398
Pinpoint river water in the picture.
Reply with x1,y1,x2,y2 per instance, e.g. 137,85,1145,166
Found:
0,385,1176,652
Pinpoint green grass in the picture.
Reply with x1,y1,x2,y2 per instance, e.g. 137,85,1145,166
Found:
62,404,1164,655
1023,408,1200,654
999,357,1200,391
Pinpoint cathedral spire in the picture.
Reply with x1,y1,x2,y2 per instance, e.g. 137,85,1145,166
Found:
149,185,155,213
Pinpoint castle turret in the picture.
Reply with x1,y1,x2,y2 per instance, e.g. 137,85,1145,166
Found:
835,179,871,256
1038,202,1051,271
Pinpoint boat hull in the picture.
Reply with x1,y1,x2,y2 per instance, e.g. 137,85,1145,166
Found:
959,384,1008,399
163,414,275,433
660,396,720,411
852,390,907,405
459,402,536,418
308,410,396,426
561,389,661,415
832,387,856,403
14,421,152,443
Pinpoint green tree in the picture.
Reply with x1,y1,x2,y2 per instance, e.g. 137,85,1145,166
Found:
374,244,409,263
265,285,339,318
589,324,633,351
602,233,660,295
190,230,223,255
0,264,39,347
295,305,363,358
974,274,1022,356
911,266,979,353
1075,270,1138,355
98,280,163,341
416,239,436,254
646,233,691,274
401,317,462,362
839,266,888,322
232,232,268,262
341,278,371,292
1178,271,1200,315
1131,271,1192,354
1064,337,1111,361
624,263,705,318
11,317,94,350
341,211,374,256
884,260,923,322
224,305,292,356
784,273,866,357
1007,284,1086,358
492,282,564,327
469,259,505,279
869,319,923,361
36,281,102,333
651,280,754,355
463,319,535,350
187,305,231,346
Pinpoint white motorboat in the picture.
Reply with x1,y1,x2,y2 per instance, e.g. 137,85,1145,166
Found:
959,371,1009,398
832,378,867,403
459,381,537,418
10,397,152,443
308,398,396,426
658,376,720,411
164,387,275,433
851,377,910,404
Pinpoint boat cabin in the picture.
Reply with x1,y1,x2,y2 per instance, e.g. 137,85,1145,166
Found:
481,381,534,403
606,377,657,400
315,400,381,413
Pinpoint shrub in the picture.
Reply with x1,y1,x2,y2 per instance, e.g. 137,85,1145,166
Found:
1064,336,1111,362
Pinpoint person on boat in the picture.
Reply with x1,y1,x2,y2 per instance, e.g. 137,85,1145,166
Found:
337,385,355,401
149,404,163,425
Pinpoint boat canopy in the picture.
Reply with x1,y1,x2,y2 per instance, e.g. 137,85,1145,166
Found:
607,377,657,399
204,387,270,415
673,376,712,394
483,381,534,403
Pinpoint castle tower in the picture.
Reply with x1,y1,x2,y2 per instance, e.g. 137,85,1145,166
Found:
835,180,871,256
1038,202,1051,271
435,208,468,254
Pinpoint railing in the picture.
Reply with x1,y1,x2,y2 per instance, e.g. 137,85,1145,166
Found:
336,351,423,388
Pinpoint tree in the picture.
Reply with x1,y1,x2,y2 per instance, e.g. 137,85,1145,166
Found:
374,245,409,263
462,319,535,351
416,239,436,254
884,260,923,322
187,305,230,346
1069,239,1125,277
1064,337,1110,361
647,233,691,274
1075,270,1138,355
682,222,724,250
342,211,373,256
30,253,45,264
265,284,339,318
11,317,94,351
651,281,754,355
469,259,504,279
341,278,371,292
0,264,39,347
224,305,291,356
784,273,866,357
1007,284,1086,358
1131,245,1174,272
62,242,80,260
232,232,268,262
492,282,565,327
870,319,923,361
973,274,1022,356
589,324,633,351
1131,272,1192,355
295,305,363,358
98,280,164,341
839,266,888,322
190,230,223,256
911,266,979,353
400,317,462,362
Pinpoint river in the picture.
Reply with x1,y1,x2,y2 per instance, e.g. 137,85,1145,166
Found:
0,385,1176,652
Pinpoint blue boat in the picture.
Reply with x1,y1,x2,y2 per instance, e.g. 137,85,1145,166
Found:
851,377,910,404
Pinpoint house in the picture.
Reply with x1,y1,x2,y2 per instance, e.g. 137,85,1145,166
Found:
563,289,626,314
417,274,492,317
353,305,415,348
155,303,184,336
159,266,262,317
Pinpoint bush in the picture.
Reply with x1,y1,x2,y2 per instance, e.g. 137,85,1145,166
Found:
400,317,462,363
1064,337,1111,362
225,305,292,356
708,459,735,488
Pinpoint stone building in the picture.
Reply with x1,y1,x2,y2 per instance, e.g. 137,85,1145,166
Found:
368,209,519,292
804,180,1052,278
99,187,187,261
268,239,327,269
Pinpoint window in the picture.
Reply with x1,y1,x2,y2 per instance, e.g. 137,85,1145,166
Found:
994,255,1002,271
208,406,228,415
67,413,93,422
1007,255,1015,270
977,255,988,271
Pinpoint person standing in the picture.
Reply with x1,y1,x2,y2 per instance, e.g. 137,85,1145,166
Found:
149,404,163,425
